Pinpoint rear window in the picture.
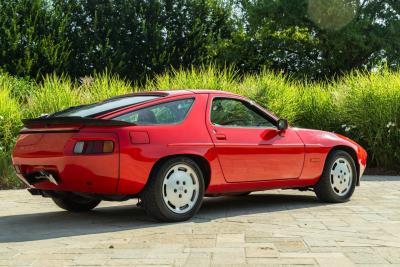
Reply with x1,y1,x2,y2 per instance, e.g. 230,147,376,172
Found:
50,96,160,118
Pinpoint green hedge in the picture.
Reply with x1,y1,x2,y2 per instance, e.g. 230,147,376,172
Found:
0,67,399,188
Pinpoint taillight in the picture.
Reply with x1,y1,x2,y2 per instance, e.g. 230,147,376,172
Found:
73,140,114,154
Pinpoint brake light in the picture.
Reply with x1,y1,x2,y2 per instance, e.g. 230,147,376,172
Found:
73,140,114,154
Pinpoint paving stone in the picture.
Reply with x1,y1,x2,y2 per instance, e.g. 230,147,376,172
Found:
245,246,279,258
273,240,309,252
345,252,390,264
246,257,317,265
0,176,399,266
211,249,246,265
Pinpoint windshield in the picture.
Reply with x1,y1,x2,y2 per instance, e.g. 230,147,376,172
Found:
50,95,160,118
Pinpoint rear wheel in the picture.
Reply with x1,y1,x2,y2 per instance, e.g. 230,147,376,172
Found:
314,150,357,203
52,194,101,212
141,157,204,222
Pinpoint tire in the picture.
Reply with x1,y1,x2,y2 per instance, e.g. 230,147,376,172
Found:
52,194,101,212
314,150,357,203
141,157,205,222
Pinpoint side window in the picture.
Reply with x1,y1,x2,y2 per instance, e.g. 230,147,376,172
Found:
113,98,194,125
211,98,275,128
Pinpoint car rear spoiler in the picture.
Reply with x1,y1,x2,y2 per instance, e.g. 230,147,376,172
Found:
21,116,134,130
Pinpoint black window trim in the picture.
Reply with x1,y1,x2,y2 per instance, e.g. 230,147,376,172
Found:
49,93,165,119
111,97,196,126
209,96,278,129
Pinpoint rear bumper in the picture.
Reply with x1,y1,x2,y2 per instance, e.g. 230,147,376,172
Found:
13,154,119,194
12,131,120,194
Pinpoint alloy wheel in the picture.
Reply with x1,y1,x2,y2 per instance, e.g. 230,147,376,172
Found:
162,163,200,214
330,157,353,196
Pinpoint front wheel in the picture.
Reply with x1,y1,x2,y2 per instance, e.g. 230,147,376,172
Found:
314,150,357,203
141,157,205,222
52,194,101,212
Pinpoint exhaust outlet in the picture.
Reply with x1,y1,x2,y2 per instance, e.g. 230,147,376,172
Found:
25,171,60,185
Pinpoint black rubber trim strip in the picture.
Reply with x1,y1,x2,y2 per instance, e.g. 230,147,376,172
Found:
19,129,80,134
22,116,135,128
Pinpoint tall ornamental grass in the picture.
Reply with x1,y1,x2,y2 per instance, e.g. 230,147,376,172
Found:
0,81,22,152
0,80,22,188
0,67,399,188
25,73,136,119
79,72,134,103
338,70,400,169
237,71,299,123
148,65,238,91
25,74,81,118
146,67,399,171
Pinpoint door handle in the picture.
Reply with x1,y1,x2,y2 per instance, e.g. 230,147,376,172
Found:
215,133,226,140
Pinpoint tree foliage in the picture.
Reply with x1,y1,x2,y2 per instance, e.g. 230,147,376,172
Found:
0,0,399,81
220,0,400,79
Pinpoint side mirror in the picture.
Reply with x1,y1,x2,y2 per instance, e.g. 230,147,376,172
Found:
277,118,288,131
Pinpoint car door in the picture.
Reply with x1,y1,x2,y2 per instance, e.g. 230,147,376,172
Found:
206,95,305,182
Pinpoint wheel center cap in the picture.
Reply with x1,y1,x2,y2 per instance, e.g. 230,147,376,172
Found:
178,186,184,191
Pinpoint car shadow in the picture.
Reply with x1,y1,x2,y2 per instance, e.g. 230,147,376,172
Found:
0,192,328,243
362,175,400,182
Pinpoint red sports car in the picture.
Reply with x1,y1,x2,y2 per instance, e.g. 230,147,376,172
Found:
12,90,367,221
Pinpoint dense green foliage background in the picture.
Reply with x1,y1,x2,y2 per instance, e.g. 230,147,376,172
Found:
1,0,400,81
0,67,399,188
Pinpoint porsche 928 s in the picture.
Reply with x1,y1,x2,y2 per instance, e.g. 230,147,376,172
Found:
12,90,367,221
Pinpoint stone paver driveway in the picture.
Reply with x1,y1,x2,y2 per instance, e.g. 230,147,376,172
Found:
0,175,399,267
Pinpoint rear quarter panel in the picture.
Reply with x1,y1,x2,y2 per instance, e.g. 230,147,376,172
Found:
112,93,226,194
